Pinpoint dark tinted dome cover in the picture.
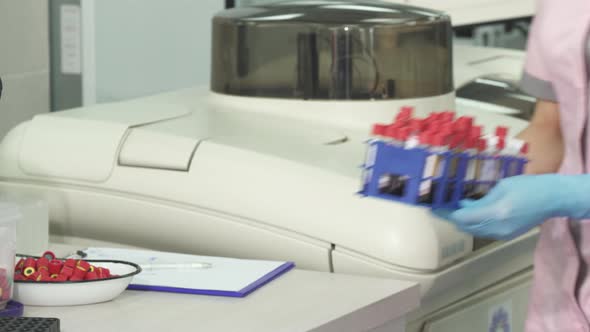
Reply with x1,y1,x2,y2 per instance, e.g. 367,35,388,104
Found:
211,0,453,100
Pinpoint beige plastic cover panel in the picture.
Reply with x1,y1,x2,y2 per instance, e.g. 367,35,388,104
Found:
19,102,191,182
118,129,199,171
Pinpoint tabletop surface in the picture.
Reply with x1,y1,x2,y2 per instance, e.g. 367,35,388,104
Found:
22,243,420,332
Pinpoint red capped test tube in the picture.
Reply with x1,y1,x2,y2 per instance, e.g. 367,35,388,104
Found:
23,257,36,277
48,260,63,275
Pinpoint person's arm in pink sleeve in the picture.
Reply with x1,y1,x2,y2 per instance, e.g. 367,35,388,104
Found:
430,7,571,241
516,10,564,174
517,100,563,174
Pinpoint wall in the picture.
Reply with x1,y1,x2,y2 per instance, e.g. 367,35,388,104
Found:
49,0,224,109
92,0,224,103
0,0,50,137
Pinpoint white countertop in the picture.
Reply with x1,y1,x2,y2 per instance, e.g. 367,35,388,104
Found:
21,243,420,332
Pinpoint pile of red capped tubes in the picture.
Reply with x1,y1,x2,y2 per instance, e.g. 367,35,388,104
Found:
371,106,529,157
0,268,10,302
14,251,117,282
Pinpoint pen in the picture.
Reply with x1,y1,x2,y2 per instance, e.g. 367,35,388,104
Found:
140,262,213,270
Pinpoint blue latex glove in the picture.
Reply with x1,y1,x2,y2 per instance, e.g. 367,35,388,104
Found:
432,174,590,240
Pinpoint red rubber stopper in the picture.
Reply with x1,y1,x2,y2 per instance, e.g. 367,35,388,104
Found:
48,260,63,275
495,126,508,138
449,134,464,149
77,260,91,271
73,266,87,279
55,274,68,282
470,126,482,138
40,274,53,282
429,121,443,133
455,116,474,131
397,127,411,141
39,269,51,279
85,271,99,280
69,275,83,282
64,258,77,269
397,106,413,119
61,266,74,278
15,258,25,271
477,138,487,152
442,111,456,122
24,257,36,269
42,251,56,261
371,123,388,136
428,112,440,122
419,131,432,145
36,257,50,271
409,119,423,133
384,125,398,139
440,122,453,135
496,137,506,150
23,267,36,277
28,271,43,281
431,134,446,147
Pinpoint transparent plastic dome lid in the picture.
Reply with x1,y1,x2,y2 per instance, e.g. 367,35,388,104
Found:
211,0,453,100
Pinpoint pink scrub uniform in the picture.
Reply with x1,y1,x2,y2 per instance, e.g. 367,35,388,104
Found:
519,1,590,330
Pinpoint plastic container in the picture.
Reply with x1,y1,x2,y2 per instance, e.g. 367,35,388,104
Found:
0,203,20,310
2,195,48,256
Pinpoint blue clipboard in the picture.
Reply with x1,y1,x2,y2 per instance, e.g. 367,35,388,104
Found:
127,261,295,297
80,247,295,298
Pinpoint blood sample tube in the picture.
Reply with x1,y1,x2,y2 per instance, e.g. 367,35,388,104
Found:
405,119,424,148
476,136,504,195
465,138,487,199
461,136,479,198
427,133,450,203
494,137,507,179
444,134,466,201
417,132,445,203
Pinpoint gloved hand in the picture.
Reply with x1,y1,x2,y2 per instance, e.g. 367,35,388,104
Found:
432,174,590,240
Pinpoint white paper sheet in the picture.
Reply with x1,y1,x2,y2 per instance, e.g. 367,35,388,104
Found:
82,247,289,292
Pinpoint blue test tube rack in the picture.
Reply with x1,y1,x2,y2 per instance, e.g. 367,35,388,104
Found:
359,140,527,209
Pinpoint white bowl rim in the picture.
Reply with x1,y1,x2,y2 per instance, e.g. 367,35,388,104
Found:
14,254,142,284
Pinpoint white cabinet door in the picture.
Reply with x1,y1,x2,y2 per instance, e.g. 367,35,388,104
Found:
423,271,531,332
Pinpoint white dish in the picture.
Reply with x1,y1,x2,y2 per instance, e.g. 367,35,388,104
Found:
13,258,141,306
